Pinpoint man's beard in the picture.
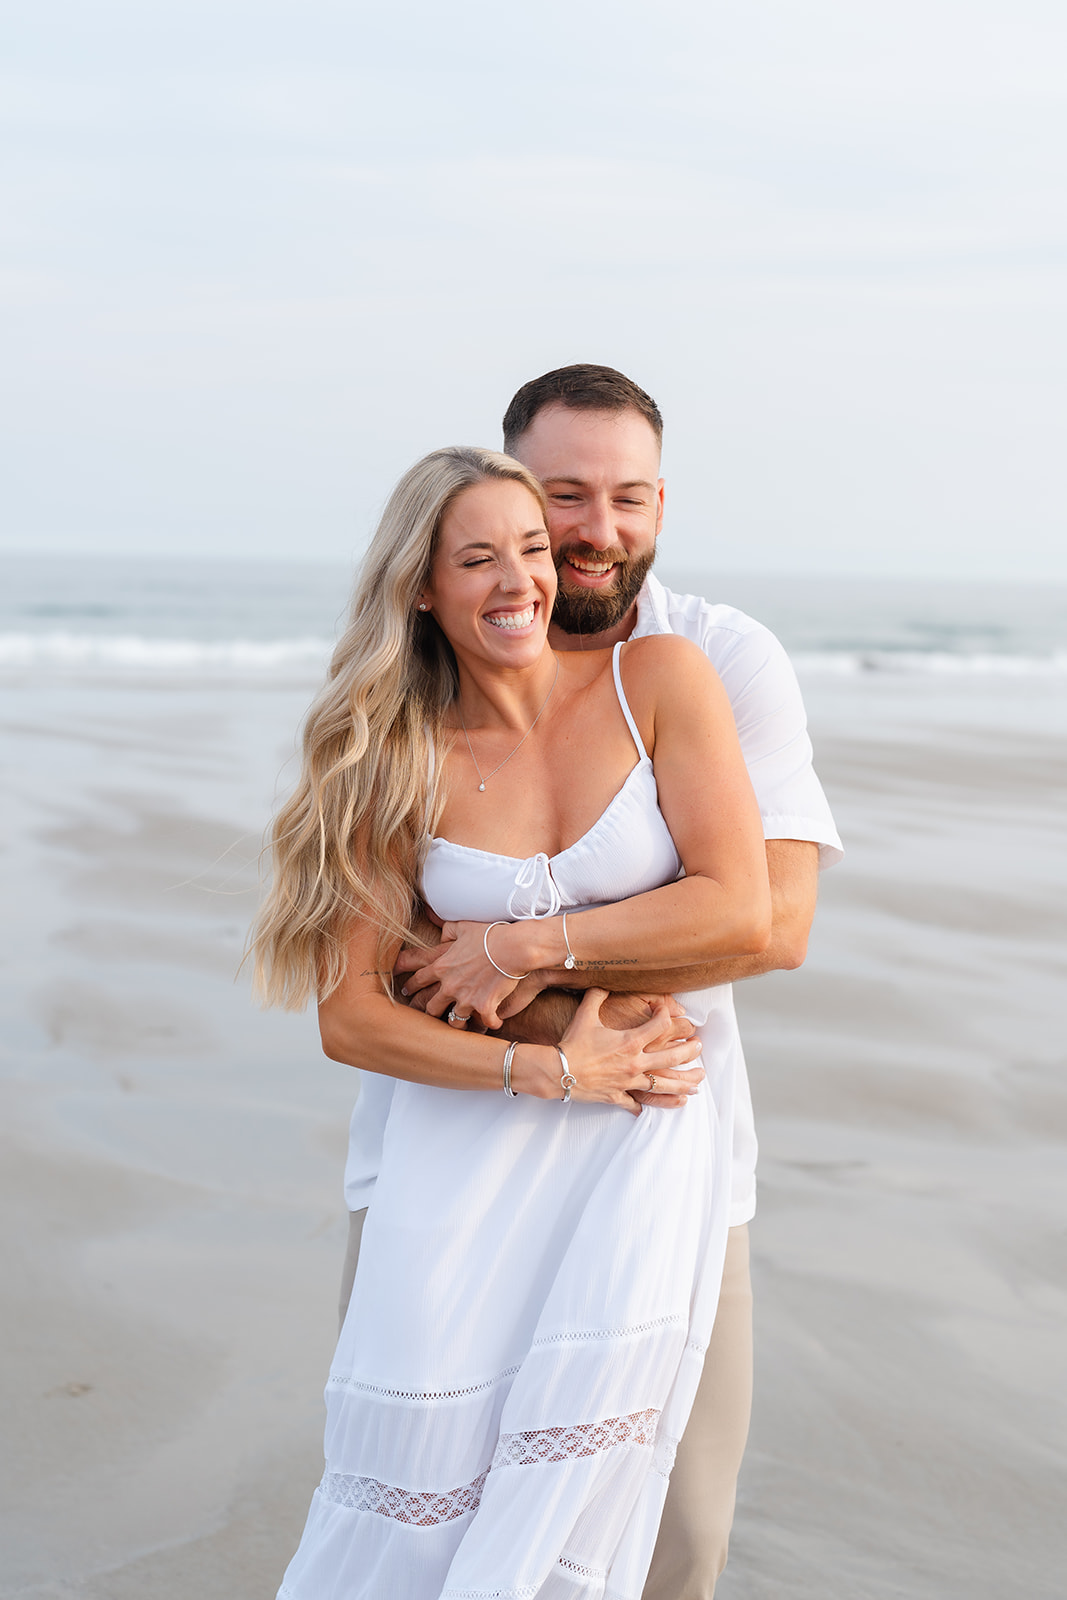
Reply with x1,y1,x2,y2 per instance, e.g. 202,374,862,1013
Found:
550,543,656,638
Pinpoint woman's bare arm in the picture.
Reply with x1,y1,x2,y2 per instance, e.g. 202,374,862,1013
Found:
318,913,704,1113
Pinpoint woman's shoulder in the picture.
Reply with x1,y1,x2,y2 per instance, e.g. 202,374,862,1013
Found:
620,635,730,738
556,633,711,677
622,632,721,685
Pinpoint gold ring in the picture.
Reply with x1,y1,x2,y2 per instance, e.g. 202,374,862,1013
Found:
646,1073,657,1092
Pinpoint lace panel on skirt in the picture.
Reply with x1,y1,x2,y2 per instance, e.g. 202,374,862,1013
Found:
318,1407,661,1527
318,1469,490,1526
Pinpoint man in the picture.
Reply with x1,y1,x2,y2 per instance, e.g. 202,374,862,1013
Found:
341,365,842,1598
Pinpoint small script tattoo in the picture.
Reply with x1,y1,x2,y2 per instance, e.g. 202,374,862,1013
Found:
578,957,641,970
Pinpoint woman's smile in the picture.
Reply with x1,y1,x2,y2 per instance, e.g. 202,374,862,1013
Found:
483,602,538,632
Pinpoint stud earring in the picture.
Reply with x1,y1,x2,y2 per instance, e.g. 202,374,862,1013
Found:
417,602,428,612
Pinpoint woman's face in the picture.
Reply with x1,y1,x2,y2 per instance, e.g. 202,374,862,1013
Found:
421,479,557,670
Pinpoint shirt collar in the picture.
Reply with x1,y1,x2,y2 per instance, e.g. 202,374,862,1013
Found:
629,571,671,639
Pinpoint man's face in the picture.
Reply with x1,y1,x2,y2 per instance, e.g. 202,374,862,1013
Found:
509,403,664,637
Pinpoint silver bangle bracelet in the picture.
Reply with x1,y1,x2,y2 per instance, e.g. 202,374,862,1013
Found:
502,1040,518,1099
484,920,531,982
556,1045,577,1105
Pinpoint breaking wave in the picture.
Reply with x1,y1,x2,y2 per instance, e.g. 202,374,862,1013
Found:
1,633,1065,679
791,649,1067,676
0,632,333,672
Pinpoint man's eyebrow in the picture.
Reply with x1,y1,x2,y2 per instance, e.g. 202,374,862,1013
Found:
543,477,657,492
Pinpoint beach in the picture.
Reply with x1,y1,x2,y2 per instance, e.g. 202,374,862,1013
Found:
1,572,1065,1598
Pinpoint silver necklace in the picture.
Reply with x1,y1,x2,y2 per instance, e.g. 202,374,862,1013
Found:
459,658,560,792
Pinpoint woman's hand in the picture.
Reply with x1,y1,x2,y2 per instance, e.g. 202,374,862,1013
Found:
400,921,523,1030
532,987,703,1116
598,994,701,1108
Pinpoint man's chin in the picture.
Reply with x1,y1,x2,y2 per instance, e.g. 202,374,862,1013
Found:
551,551,654,638
551,586,630,637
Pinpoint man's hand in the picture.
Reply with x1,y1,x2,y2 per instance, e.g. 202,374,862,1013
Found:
493,988,580,1046
392,906,445,1009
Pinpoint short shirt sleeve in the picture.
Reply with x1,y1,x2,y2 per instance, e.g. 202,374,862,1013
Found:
635,579,842,869
702,617,842,867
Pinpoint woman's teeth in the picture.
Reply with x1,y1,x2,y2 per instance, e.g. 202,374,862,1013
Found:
486,605,535,630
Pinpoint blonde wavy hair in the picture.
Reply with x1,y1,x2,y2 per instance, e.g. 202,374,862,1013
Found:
250,446,548,1009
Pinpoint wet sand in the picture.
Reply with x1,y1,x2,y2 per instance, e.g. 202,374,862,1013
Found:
726,675,1067,1598
1,670,1064,1598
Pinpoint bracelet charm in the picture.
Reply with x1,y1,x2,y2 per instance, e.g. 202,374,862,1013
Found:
562,912,577,972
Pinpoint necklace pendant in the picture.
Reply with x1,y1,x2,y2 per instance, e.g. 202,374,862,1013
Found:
478,782,486,792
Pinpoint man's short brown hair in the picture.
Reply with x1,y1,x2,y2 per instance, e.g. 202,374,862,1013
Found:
502,364,663,455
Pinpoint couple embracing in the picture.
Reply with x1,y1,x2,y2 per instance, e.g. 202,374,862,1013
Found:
253,364,842,1599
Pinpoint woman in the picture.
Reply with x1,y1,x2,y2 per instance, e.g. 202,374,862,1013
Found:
253,447,771,1599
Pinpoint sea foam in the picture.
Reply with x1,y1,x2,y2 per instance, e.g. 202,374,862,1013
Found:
2,631,1064,679
0,632,333,672
791,649,1067,676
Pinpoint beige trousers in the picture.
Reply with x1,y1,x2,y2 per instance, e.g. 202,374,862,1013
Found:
338,1214,753,1600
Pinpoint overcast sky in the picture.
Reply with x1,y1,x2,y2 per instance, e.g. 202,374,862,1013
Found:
2,0,1065,579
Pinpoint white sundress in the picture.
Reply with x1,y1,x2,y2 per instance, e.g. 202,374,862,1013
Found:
278,645,738,1600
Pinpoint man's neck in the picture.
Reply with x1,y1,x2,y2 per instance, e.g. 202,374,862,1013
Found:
548,603,639,653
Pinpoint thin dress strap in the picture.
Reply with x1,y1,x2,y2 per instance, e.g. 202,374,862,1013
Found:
611,641,650,762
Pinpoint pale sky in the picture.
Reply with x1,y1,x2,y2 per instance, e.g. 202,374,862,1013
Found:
3,0,1065,579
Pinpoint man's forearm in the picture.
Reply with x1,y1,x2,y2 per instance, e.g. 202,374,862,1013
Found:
537,947,787,995
496,988,699,1051
494,988,582,1045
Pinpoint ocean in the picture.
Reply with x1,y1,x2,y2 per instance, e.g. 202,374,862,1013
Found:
2,552,1065,678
